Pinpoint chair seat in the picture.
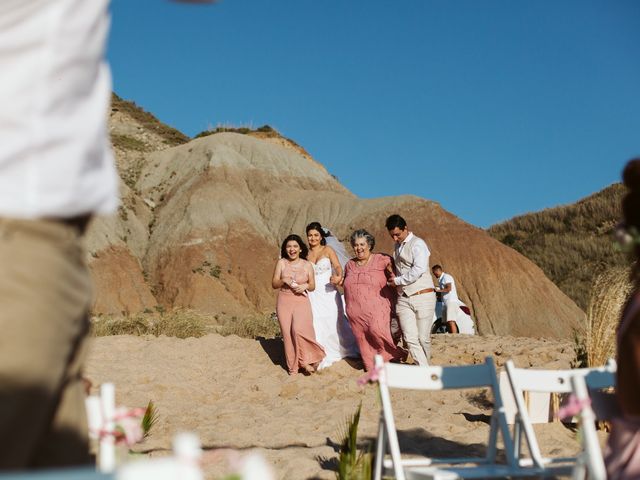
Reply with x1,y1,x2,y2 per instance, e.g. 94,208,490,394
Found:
405,464,549,480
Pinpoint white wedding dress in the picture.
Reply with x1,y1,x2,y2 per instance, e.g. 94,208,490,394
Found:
308,257,360,369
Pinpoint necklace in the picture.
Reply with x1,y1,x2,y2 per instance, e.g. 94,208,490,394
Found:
356,255,372,266
288,258,303,269
286,258,304,284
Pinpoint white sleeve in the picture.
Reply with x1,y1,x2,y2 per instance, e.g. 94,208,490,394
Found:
393,239,429,286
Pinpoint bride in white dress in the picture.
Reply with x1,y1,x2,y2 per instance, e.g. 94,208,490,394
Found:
305,222,360,369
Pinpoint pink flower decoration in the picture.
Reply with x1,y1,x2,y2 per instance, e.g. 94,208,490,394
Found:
114,407,145,446
94,407,147,447
357,365,382,386
557,394,591,420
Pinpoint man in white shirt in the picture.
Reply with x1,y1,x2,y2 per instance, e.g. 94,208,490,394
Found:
386,214,437,366
0,0,213,469
432,265,475,335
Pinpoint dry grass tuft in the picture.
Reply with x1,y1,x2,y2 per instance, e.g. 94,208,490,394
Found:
575,267,632,367
91,309,207,339
91,308,283,341
216,313,281,339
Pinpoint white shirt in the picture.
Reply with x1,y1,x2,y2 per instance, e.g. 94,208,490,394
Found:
438,272,460,304
393,232,430,286
0,0,118,219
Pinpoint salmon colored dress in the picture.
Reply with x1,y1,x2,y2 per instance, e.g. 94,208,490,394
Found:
276,259,325,374
605,291,640,479
343,253,405,371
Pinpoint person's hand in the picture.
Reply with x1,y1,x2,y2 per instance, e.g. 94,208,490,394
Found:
387,278,396,288
292,283,307,294
282,276,293,288
329,274,342,285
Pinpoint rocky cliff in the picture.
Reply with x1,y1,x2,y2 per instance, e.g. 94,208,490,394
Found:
86,97,585,338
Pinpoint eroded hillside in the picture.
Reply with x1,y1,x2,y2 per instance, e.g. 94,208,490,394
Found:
488,184,627,310
85,96,585,338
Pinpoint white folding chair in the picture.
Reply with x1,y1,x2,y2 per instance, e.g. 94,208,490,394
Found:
504,359,616,476
570,371,619,480
85,384,205,479
86,383,117,473
373,355,542,480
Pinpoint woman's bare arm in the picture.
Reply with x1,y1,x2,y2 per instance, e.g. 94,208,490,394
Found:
272,259,287,289
325,246,343,285
306,262,316,292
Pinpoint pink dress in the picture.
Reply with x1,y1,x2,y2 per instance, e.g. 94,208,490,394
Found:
605,292,640,479
343,253,405,371
276,260,325,375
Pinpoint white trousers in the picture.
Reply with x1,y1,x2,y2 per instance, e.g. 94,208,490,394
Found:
443,300,476,335
396,291,436,366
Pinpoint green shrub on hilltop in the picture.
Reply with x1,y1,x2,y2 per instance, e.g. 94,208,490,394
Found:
193,124,277,139
111,93,190,146
488,183,627,310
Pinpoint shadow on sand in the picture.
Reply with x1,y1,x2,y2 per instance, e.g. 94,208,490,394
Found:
257,337,364,373
257,337,287,372
316,426,509,477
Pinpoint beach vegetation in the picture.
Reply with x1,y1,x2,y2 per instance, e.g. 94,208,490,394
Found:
488,183,626,310
141,400,159,440
573,267,632,367
91,309,207,339
336,403,372,480
91,309,283,340
216,313,281,339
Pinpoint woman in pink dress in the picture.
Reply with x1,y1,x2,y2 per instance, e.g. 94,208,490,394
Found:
605,158,640,479
272,234,325,375
342,229,406,371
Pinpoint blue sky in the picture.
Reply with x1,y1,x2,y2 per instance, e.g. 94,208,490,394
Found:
108,0,640,227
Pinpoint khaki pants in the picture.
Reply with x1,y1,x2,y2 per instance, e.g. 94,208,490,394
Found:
0,217,92,469
397,291,436,366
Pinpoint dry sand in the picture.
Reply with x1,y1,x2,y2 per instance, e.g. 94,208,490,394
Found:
86,333,594,479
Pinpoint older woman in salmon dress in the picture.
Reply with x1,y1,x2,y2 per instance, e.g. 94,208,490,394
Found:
342,229,406,371
272,234,326,375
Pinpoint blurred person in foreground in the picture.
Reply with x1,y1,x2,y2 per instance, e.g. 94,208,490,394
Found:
0,0,213,469
606,157,640,479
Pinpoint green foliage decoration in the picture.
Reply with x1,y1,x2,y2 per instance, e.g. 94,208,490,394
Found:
336,403,372,480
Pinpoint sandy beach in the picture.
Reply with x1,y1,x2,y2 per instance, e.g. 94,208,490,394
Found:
85,332,595,479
